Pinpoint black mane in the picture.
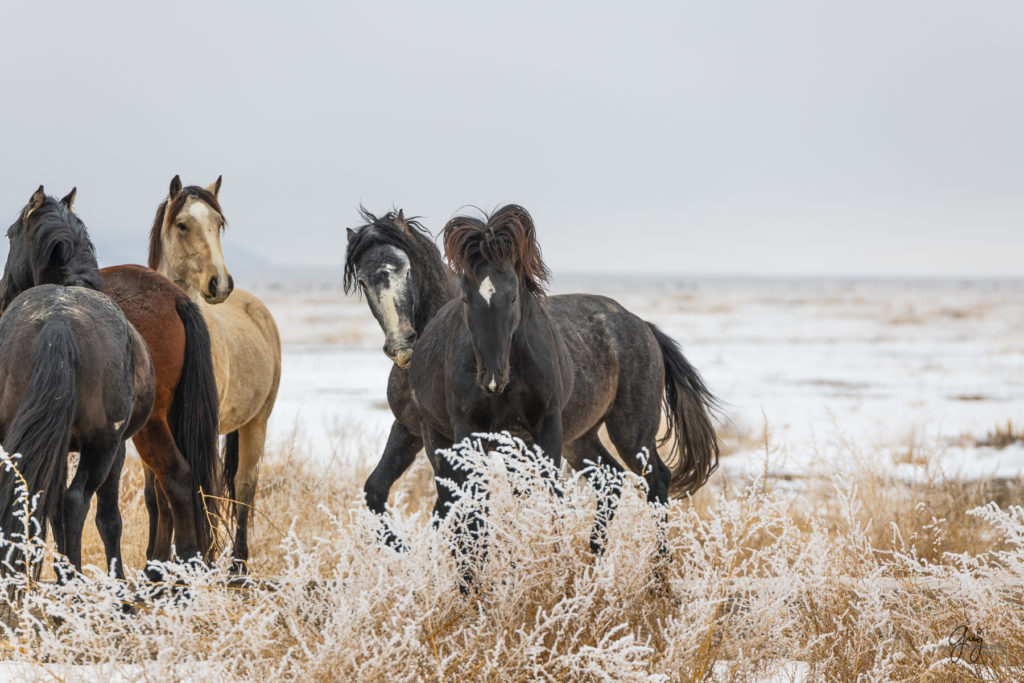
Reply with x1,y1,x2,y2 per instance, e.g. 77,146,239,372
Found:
344,207,453,331
1,195,101,312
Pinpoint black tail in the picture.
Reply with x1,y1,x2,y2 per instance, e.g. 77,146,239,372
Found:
223,430,239,519
0,318,79,574
647,323,719,498
168,297,221,558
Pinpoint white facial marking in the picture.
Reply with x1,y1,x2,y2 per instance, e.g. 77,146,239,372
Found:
488,376,497,392
188,200,228,289
479,276,496,305
113,420,124,431
375,247,412,345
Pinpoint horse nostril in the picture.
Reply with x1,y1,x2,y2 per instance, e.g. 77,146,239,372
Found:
227,275,234,292
407,332,418,347
208,276,219,295
383,343,394,357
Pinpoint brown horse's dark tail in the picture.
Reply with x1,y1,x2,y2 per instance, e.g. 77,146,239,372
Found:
169,297,221,559
0,318,78,575
647,322,719,498
223,430,239,519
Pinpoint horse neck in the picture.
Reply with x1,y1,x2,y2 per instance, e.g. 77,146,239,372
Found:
61,260,103,291
412,251,456,334
510,287,550,351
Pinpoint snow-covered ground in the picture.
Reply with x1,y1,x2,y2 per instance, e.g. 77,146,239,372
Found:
247,276,1024,480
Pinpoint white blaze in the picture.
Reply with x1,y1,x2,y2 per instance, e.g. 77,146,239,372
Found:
375,248,412,343
479,276,496,305
188,201,228,288
488,376,497,392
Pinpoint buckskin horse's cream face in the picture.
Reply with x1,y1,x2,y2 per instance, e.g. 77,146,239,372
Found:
160,182,234,304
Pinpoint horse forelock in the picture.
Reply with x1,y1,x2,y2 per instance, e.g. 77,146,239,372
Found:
147,186,225,270
443,204,549,296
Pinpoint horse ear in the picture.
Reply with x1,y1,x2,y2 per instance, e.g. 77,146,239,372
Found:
60,187,77,210
206,175,222,199
346,227,356,243
395,209,411,235
169,175,183,200
25,185,46,218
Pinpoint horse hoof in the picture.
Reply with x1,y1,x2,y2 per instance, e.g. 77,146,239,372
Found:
143,562,168,584
229,559,249,576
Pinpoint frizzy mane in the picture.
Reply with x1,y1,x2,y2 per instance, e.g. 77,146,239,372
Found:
147,186,225,270
443,204,550,296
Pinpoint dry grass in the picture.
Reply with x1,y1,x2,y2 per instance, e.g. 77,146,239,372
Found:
0,427,1022,681
977,420,1024,449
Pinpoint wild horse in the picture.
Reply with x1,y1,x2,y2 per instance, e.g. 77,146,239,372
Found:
0,187,155,578
344,209,454,544
148,176,281,573
347,206,718,560
100,264,221,568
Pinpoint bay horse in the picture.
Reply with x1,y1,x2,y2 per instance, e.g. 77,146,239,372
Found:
148,176,281,573
344,209,455,546
0,187,155,578
100,264,221,568
410,205,719,569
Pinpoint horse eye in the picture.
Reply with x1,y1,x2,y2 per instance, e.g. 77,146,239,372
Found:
176,222,188,232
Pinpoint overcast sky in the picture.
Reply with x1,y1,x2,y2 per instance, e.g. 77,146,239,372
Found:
1,1,1021,277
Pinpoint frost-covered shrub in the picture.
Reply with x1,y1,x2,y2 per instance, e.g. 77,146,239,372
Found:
0,435,1020,680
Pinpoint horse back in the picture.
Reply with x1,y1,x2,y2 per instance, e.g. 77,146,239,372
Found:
0,285,143,447
547,294,661,441
101,265,188,414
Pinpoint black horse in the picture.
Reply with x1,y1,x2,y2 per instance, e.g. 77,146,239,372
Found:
344,208,454,544
347,205,718,559
0,187,155,578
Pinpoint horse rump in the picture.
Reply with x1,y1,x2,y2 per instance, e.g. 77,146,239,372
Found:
646,322,719,498
0,318,79,575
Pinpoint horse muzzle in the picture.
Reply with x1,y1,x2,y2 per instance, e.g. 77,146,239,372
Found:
391,347,413,369
203,274,234,304
478,371,509,395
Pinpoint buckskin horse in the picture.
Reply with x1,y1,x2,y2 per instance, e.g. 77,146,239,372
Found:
148,176,281,573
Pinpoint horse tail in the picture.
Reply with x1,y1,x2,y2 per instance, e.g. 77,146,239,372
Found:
223,431,239,519
0,318,78,572
646,322,719,498
168,296,221,558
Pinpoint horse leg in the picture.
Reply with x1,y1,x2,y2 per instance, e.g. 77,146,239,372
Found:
93,441,127,579
48,485,69,582
134,423,188,562
63,438,121,574
231,416,269,574
564,428,627,556
605,410,671,559
365,420,420,550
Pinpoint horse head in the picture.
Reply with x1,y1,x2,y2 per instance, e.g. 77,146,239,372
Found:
345,208,445,369
444,205,549,394
1,185,99,311
149,175,234,303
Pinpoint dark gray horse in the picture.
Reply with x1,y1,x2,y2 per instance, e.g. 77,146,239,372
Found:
0,187,154,578
409,205,718,566
346,206,718,560
344,208,454,546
